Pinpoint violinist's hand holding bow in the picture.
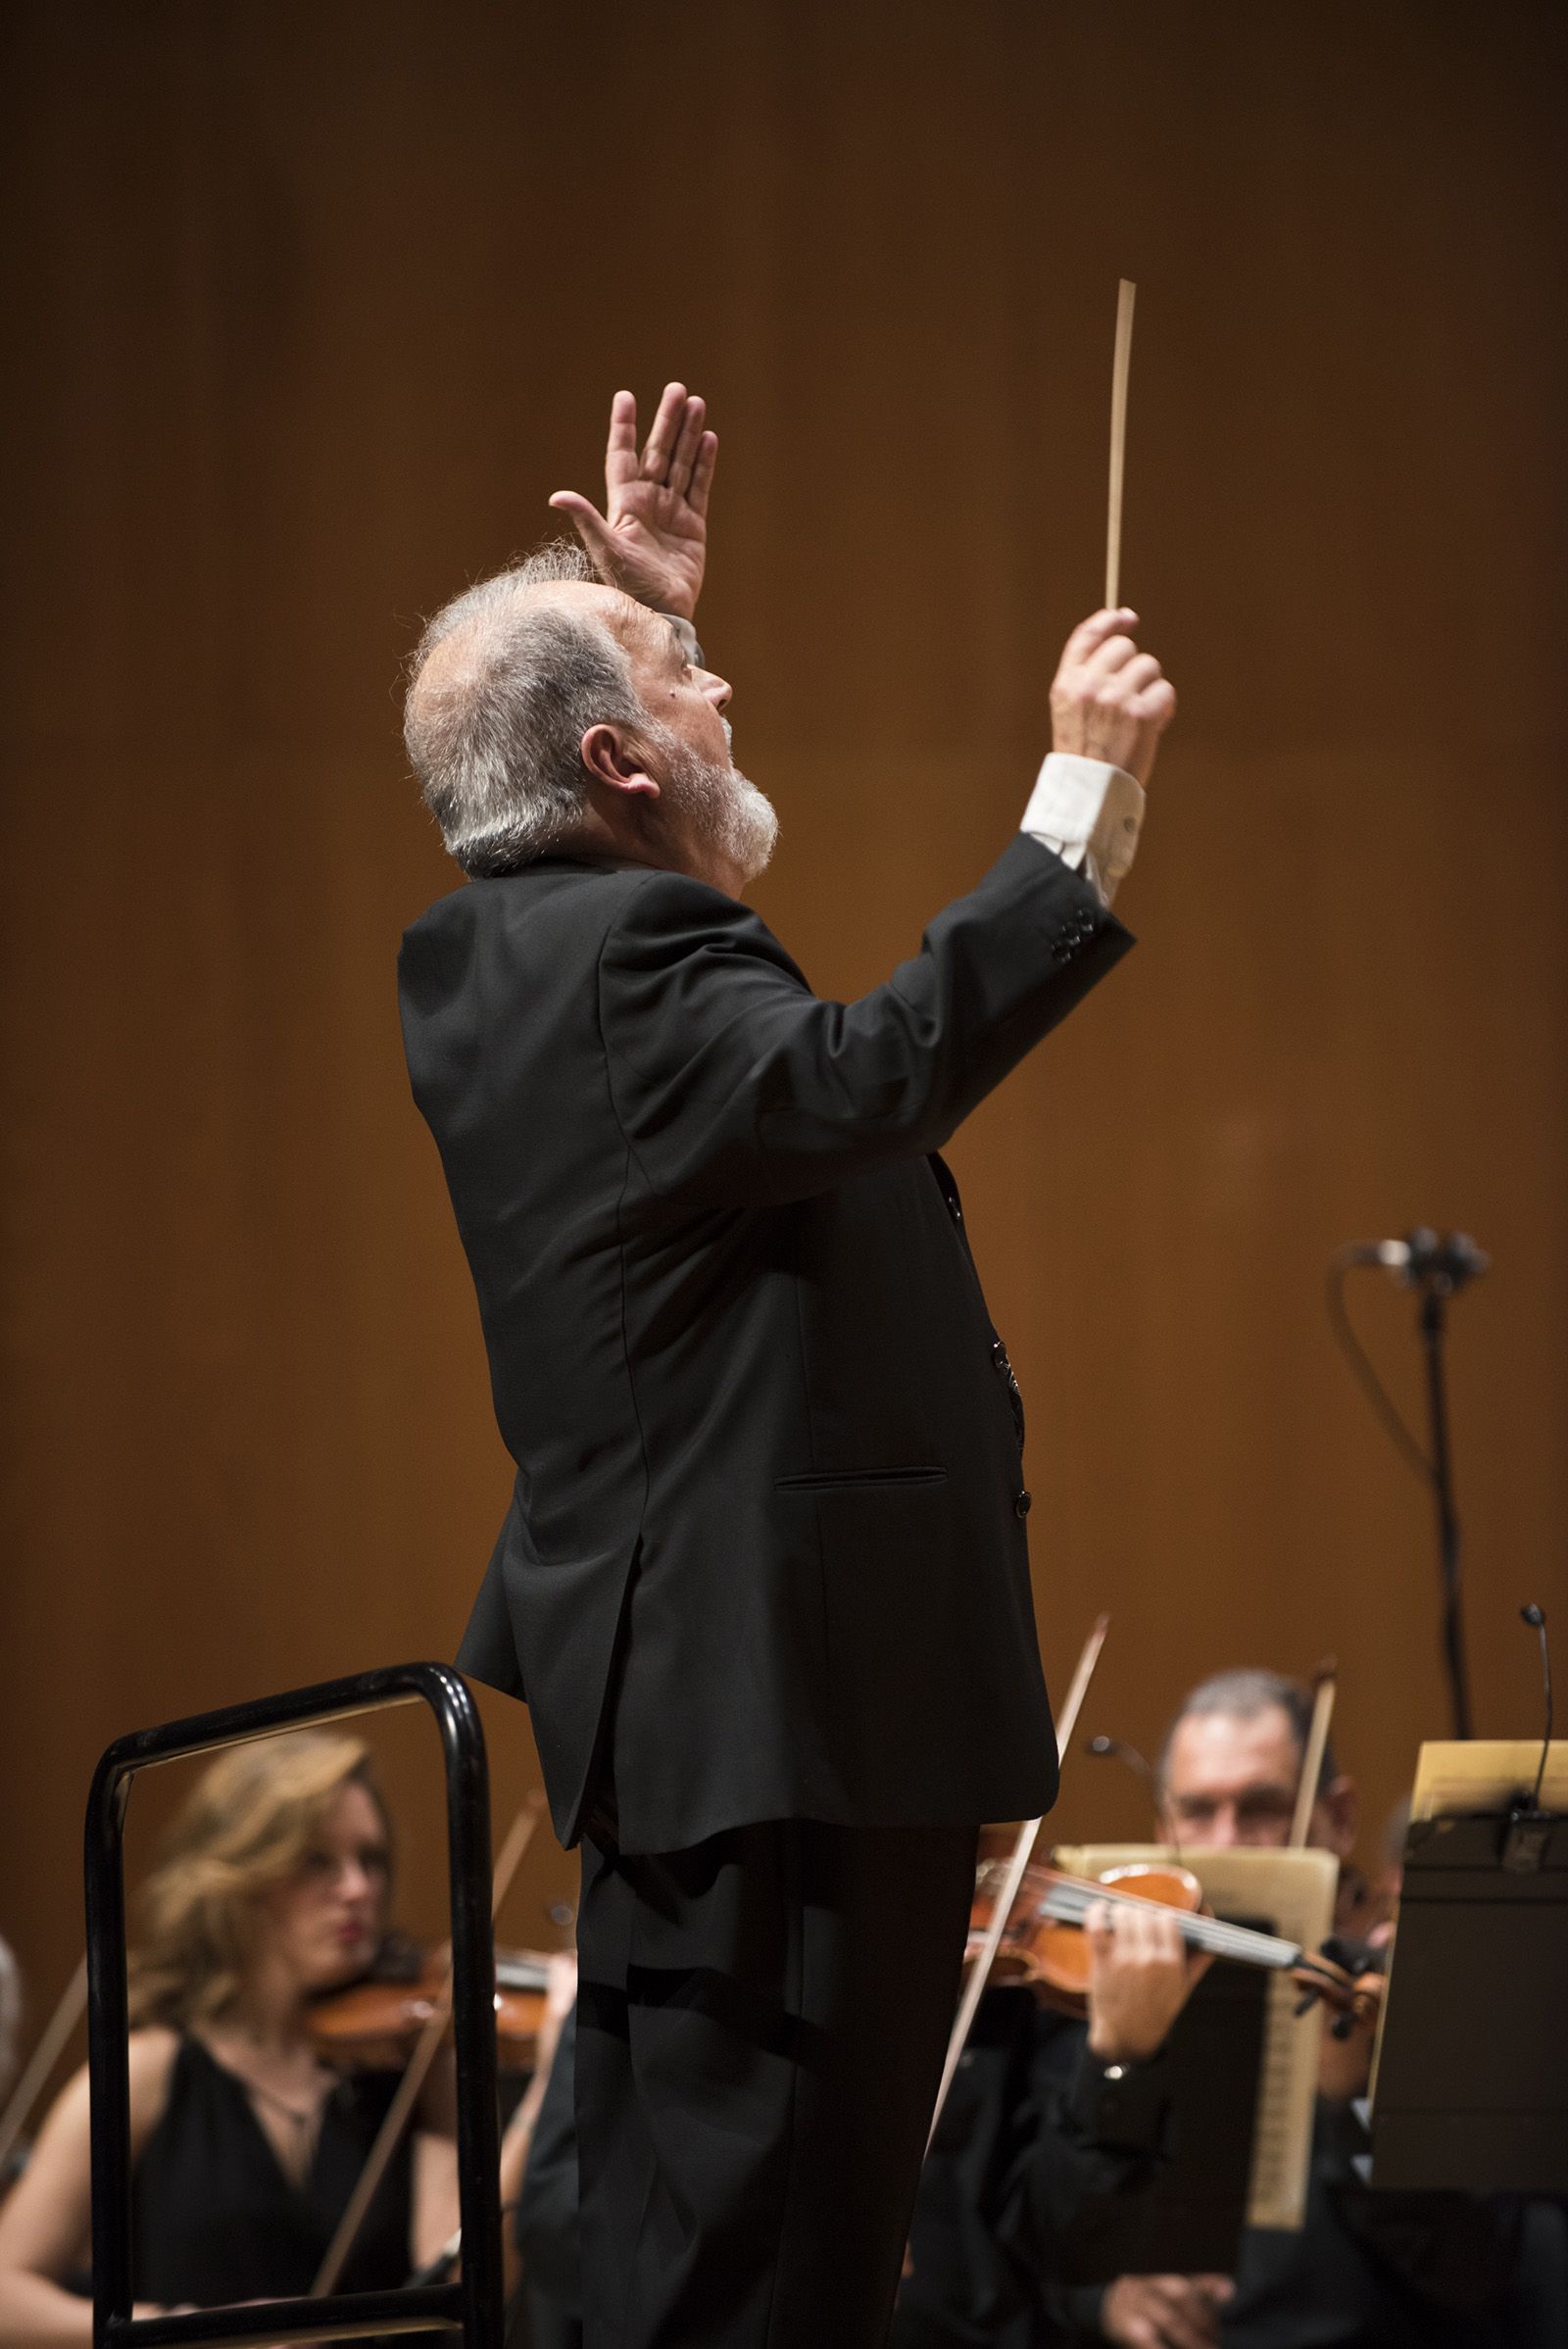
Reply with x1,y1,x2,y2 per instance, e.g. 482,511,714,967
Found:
550,382,716,621
1084,1899,1209,2066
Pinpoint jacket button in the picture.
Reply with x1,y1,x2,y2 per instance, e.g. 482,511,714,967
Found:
1014,1489,1032,1518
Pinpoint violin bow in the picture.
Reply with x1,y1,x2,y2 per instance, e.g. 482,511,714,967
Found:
311,1789,546,2298
926,1613,1109,2149
0,1955,87,2180
1290,1658,1338,1848
405,2049,554,2287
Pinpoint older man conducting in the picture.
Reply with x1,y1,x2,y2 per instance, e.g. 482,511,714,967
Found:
398,382,1175,2348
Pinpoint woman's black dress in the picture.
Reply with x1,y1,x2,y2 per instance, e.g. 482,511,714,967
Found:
132,2037,415,2305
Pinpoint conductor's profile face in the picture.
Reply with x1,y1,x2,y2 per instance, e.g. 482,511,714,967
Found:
619,598,734,773
571,582,776,895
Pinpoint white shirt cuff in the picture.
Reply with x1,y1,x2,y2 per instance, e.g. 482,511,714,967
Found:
1020,753,1145,906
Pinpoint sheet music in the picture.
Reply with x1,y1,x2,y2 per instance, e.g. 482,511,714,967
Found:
1053,1842,1338,2231
1409,1738,1568,1821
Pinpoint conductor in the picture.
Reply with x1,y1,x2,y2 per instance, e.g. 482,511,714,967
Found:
398,382,1176,2348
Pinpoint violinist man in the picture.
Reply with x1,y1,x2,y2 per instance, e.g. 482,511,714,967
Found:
398,379,1175,2349
896,1670,1549,2349
895,1899,1229,2349
1157,1672,1357,1878
1157,1670,1533,2349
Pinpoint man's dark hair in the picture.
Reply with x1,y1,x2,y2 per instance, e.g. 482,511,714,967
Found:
1158,1667,1339,1792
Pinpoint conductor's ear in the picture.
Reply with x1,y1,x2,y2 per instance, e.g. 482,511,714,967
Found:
581,723,661,802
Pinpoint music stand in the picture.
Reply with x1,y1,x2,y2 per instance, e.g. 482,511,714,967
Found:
1371,1740,1568,2191
1054,1844,1337,2243
1127,1949,1269,2274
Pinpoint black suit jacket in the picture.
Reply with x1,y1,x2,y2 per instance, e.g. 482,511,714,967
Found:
399,832,1131,1851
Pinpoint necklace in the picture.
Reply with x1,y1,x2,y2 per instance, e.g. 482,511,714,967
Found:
240,2071,329,2133
198,2034,333,2151
232,2065,334,2189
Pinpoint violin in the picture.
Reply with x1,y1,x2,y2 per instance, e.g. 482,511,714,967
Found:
308,1938,553,2071
966,1855,1382,2028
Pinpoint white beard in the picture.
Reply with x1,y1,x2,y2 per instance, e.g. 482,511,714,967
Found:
660,734,779,884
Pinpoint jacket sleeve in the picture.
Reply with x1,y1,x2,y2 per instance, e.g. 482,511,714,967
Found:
597,832,1133,1207
454,1493,527,1702
998,2035,1173,2340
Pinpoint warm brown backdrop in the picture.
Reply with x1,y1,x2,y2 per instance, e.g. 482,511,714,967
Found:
3,1,1565,2085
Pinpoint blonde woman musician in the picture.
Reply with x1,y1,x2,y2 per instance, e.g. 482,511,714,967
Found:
0,1732,559,2339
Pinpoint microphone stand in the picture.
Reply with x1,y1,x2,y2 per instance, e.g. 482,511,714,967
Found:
1416,1275,1472,1741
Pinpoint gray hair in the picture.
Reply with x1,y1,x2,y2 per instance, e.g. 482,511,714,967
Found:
1158,1668,1339,1792
404,541,642,876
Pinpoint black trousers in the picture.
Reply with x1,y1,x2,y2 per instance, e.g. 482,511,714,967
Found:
573,1817,978,2349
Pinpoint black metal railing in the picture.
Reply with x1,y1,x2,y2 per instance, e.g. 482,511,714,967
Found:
85,1663,503,2349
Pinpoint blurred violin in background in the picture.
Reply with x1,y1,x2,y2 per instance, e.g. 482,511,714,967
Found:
308,1937,556,2071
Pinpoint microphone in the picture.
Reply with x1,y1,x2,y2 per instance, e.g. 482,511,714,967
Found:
1503,1603,1556,1874
1086,1734,1183,1863
1344,1229,1490,1293
1522,1604,1553,1816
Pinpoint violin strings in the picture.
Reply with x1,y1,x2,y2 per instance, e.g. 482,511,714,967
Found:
1038,1878,1301,1969
1040,1879,1281,1961
1043,1888,1289,1966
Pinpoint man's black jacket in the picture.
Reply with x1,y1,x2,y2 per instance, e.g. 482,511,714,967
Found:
398,831,1131,1852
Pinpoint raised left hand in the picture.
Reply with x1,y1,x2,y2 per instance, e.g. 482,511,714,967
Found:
549,381,716,621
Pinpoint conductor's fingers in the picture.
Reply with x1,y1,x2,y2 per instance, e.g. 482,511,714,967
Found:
1082,631,1144,681
1129,678,1177,729
605,389,638,471
547,491,612,556
544,490,605,549
1059,608,1139,669
641,380,688,478
1107,652,1162,699
688,430,719,516
667,395,707,498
